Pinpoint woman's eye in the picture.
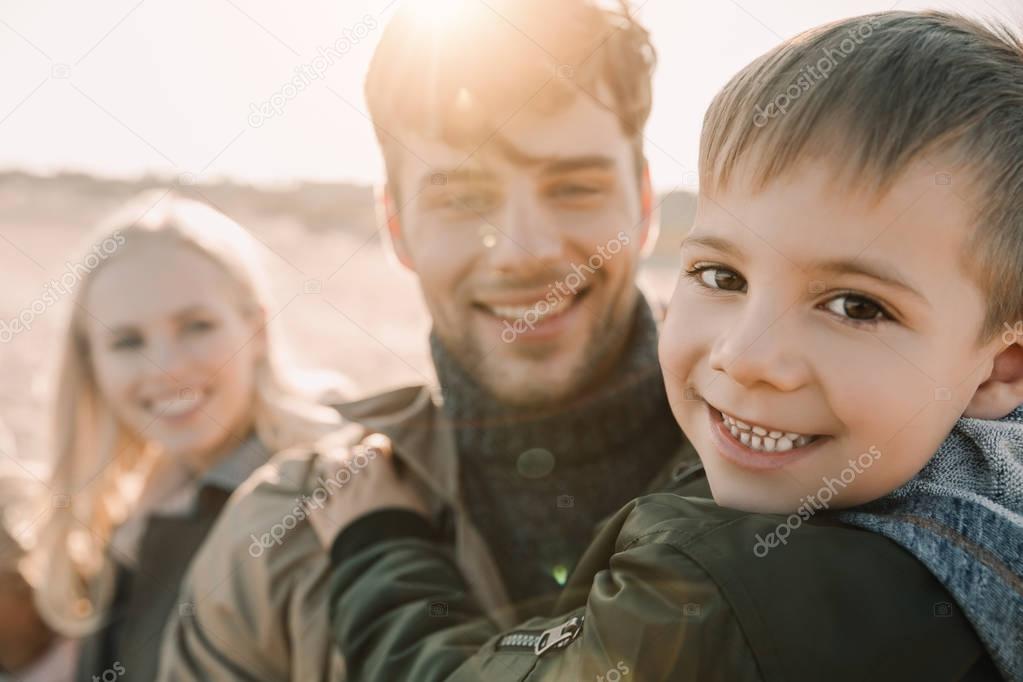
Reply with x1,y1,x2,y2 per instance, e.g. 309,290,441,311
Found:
183,319,216,334
823,294,888,323
692,266,747,292
111,334,143,351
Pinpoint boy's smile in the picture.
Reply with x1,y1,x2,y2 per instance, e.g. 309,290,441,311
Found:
706,402,828,470
659,157,1003,513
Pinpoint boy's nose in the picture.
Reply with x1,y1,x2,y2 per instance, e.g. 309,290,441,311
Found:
708,304,810,392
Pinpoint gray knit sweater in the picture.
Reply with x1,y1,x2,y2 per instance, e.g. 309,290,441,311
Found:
431,298,683,615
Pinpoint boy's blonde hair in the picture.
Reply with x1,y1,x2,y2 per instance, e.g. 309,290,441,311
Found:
699,11,1023,342
29,192,344,636
366,0,656,201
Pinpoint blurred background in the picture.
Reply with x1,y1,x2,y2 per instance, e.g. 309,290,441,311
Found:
0,0,1018,467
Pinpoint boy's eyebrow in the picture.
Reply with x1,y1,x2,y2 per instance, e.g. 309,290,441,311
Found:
814,259,929,303
680,235,744,260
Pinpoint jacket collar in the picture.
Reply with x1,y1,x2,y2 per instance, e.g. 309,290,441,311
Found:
197,432,271,495
334,384,458,506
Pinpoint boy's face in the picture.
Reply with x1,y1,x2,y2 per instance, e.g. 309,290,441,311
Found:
387,94,649,406
660,158,998,513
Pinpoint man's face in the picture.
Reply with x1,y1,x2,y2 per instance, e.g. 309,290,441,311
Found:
389,94,650,406
659,158,1001,513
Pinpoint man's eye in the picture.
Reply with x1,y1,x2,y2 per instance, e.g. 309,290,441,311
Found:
549,183,601,198
446,192,496,213
822,294,889,323
688,265,747,292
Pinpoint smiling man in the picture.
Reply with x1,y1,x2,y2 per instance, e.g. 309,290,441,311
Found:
157,2,700,680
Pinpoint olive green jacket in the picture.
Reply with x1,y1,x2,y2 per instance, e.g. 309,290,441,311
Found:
329,491,998,681
158,385,698,681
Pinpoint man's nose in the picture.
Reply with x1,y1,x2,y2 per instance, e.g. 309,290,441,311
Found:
486,199,564,274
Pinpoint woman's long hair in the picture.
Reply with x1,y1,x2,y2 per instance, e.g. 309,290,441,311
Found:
28,191,345,636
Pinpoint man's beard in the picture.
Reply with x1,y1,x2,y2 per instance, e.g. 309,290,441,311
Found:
440,308,634,408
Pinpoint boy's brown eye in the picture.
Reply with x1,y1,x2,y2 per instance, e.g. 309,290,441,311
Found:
823,294,888,323
843,296,882,320
699,267,746,291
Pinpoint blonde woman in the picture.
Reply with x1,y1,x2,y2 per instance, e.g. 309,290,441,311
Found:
27,192,347,681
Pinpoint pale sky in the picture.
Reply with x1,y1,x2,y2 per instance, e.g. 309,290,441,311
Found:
0,0,1017,191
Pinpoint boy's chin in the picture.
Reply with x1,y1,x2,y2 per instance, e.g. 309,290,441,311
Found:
704,466,808,514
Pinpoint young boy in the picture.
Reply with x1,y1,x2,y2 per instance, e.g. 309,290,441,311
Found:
317,11,1023,681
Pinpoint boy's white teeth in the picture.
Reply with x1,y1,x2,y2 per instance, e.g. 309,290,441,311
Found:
720,410,817,452
486,294,575,322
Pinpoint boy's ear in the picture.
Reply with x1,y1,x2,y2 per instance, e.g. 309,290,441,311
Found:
637,164,658,258
963,342,1023,419
379,184,415,271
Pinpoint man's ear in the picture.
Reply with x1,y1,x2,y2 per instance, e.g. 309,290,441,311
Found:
379,184,415,271
637,163,659,259
963,341,1023,419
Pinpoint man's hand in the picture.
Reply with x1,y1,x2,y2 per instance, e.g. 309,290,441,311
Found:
307,432,429,550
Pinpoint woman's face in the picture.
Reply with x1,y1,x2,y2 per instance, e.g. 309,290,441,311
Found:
83,239,265,468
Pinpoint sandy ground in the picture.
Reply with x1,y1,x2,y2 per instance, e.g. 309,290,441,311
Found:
0,187,679,471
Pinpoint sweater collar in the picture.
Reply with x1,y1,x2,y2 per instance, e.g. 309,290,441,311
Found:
431,296,673,464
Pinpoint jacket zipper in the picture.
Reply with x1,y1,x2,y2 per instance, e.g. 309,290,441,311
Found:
495,615,585,656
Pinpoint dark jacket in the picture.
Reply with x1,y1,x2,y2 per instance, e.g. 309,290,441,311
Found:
158,386,700,682
74,435,270,682
329,486,1000,681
